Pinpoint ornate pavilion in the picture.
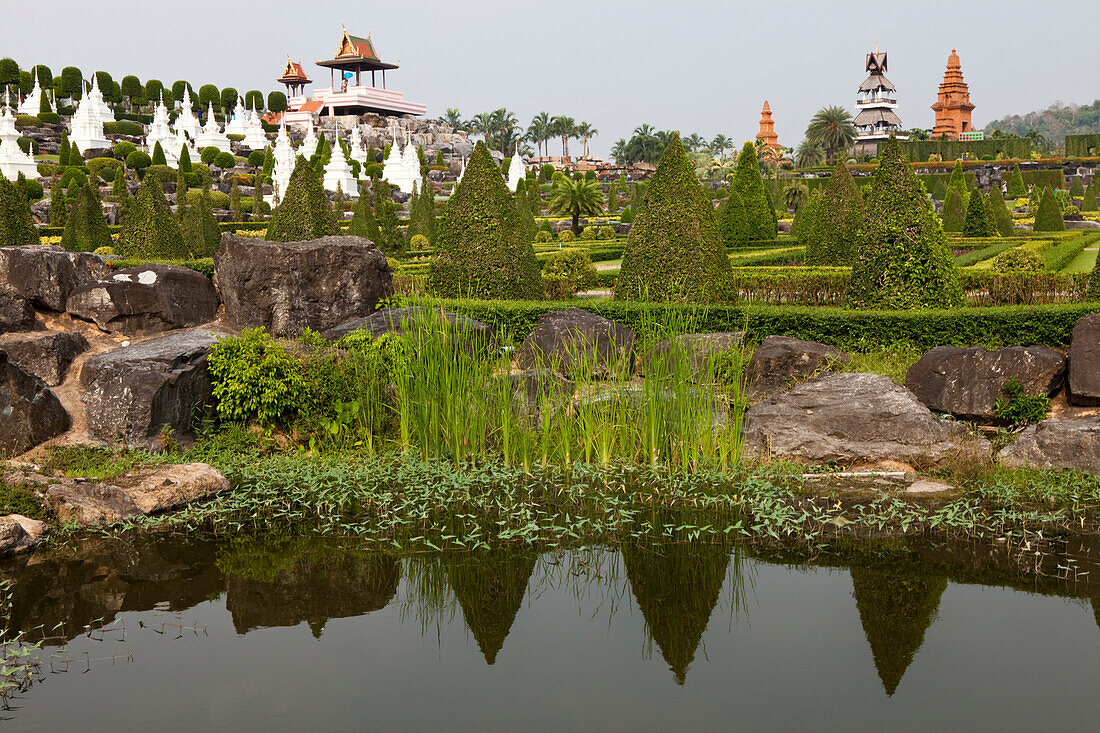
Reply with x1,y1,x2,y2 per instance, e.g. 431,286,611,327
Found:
852,45,907,156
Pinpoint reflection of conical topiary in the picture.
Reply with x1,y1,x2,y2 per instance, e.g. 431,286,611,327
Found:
617,133,731,302
266,157,337,242
850,565,947,696
428,141,542,299
116,172,187,259
61,180,111,252
1092,597,1100,631
621,540,731,684
444,550,536,665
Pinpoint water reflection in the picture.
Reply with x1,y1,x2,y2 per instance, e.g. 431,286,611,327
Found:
444,550,537,664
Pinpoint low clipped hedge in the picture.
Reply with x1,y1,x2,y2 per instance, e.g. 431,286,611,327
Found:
103,120,145,136
417,297,1100,349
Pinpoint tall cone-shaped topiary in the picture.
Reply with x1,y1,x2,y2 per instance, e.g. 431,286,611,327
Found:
1006,164,1027,197
1071,177,1085,198
848,137,962,309
962,187,993,237
731,141,776,241
1088,243,1100,300
791,187,823,244
406,177,437,244
945,160,967,196
617,133,731,302
49,176,65,226
428,141,542,299
804,161,864,265
0,175,41,247
178,144,192,173
181,190,220,258
60,180,111,252
152,141,167,166
716,187,748,249
512,178,537,246
348,182,382,243
987,188,1014,237
116,171,187,259
1082,175,1099,212
941,186,965,232
265,157,337,241
1033,185,1065,232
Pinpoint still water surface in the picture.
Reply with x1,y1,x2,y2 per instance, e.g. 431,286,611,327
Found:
1,537,1097,731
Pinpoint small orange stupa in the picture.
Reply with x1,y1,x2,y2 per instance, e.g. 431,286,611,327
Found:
756,101,781,152
931,49,975,139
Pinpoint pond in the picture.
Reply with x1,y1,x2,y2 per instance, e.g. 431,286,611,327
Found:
0,536,1097,731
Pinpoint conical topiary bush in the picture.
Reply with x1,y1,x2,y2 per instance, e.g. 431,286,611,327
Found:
181,190,221,258
427,140,541,299
848,137,962,309
265,157,337,242
1033,186,1065,232
60,180,111,252
617,132,731,301
987,188,1014,237
1006,164,1027,197
962,187,993,237
804,161,864,265
941,186,965,232
732,141,776,241
0,175,41,247
716,187,748,249
116,170,187,259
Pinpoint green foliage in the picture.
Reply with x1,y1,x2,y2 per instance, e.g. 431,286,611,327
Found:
49,177,65,226
1006,164,1027,197
102,120,144,136
535,230,552,243
512,179,537,246
962,188,994,237
848,137,963,309
266,158,337,242
804,162,864,265
214,151,236,169
620,206,634,223
618,133,731,302
1088,246,1100,300
347,184,382,243
991,247,1043,273
987,188,1015,237
368,178,404,254
547,176,604,233
247,150,264,168
113,140,136,159
543,250,598,290
1070,177,1085,198
126,150,152,173
0,175,40,246
180,190,221,258
151,141,167,167
993,377,1051,424
229,180,242,222
1033,186,1065,232
207,328,304,425
1082,175,1099,212
941,186,966,232
406,178,437,244
732,141,776,240
409,233,429,250
790,188,821,243
579,225,598,240
428,141,542,299
716,187,748,249
116,171,187,259
60,180,111,252
900,136,1030,163
200,146,219,165
0,480,48,521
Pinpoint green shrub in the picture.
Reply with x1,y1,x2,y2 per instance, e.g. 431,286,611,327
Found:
716,187,748,249
993,377,1051,425
113,141,136,159
19,177,43,201
804,161,863,265
266,157,337,242
103,120,144,136
201,146,219,165
207,328,303,425
732,141,776,240
617,133,731,302
535,230,552,243
1006,164,1027,197
848,137,963,309
0,175,40,246
406,178,437,245
543,250,598,289
597,225,616,240
791,188,822,243
409,233,429,250
37,161,58,178
247,150,264,167
991,247,1043,273
962,188,994,237
116,171,187,259
1033,186,1065,232
93,246,115,256
151,141,167,167
180,190,221,258
580,225,598,240
126,150,151,173
428,140,542,300
182,188,230,209
941,186,965,232
61,181,111,252
987,188,1015,237
213,151,236,169
558,229,576,243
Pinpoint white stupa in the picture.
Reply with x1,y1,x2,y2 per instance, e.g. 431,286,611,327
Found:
145,94,178,165
271,122,296,204
174,86,202,139
68,84,112,155
383,128,419,195
0,92,40,180
84,73,114,126
348,130,368,170
169,126,197,165
17,70,52,116
224,94,248,137
194,102,231,153
506,152,525,193
242,104,269,150
322,147,358,197
299,117,318,155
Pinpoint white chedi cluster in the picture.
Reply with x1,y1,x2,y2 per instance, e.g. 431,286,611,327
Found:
68,79,112,155
17,70,53,116
174,86,202,140
145,95,178,166
0,94,38,180
223,94,248,137
298,117,318,156
194,102,231,153
83,73,114,127
322,143,358,197
271,122,296,204
348,130,368,169
506,152,525,193
241,104,269,151
383,129,420,195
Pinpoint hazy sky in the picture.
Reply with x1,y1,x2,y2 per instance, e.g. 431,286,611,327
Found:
7,1,1100,157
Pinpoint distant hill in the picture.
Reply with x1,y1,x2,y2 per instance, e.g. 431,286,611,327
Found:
984,100,1100,148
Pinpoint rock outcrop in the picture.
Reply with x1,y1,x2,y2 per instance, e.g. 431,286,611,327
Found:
80,329,223,450
0,285,35,332
1068,314,1100,405
0,331,89,385
905,345,1067,420
66,263,219,335
515,308,634,378
742,372,989,465
323,307,495,349
745,335,848,401
998,417,1100,472
0,515,48,555
0,353,70,457
0,246,110,311
215,234,392,336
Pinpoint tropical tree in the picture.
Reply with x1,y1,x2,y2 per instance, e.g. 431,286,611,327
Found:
550,115,575,158
527,112,551,157
490,107,520,156
794,140,825,168
710,134,732,158
806,106,857,165
576,121,598,157
547,175,604,234
442,108,464,130
683,133,706,152
783,182,809,213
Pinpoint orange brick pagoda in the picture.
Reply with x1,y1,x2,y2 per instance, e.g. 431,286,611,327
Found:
931,49,975,139
756,101,781,152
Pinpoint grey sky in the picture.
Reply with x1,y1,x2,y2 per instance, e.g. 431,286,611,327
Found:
7,1,1100,157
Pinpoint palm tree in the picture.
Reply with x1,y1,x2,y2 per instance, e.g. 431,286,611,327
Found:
491,108,520,156
575,121,598,157
528,111,550,157
547,176,604,233
794,139,825,169
783,182,808,213
711,134,732,158
625,124,663,164
550,115,575,158
805,106,856,165
684,133,706,152
611,138,627,164
470,112,493,144
443,108,464,130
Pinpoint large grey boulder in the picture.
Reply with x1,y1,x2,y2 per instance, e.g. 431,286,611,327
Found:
0,352,70,457
742,372,989,465
905,345,1067,420
639,332,745,378
515,308,634,378
323,307,495,349
1068,314,1100,405
0,285,35,333
0,331,89,385
80,329,223,450
998,417,1100,472
0,245,110,311
745,335,848,401
0,515,49,555
66,263,220,335
215,234,393,336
